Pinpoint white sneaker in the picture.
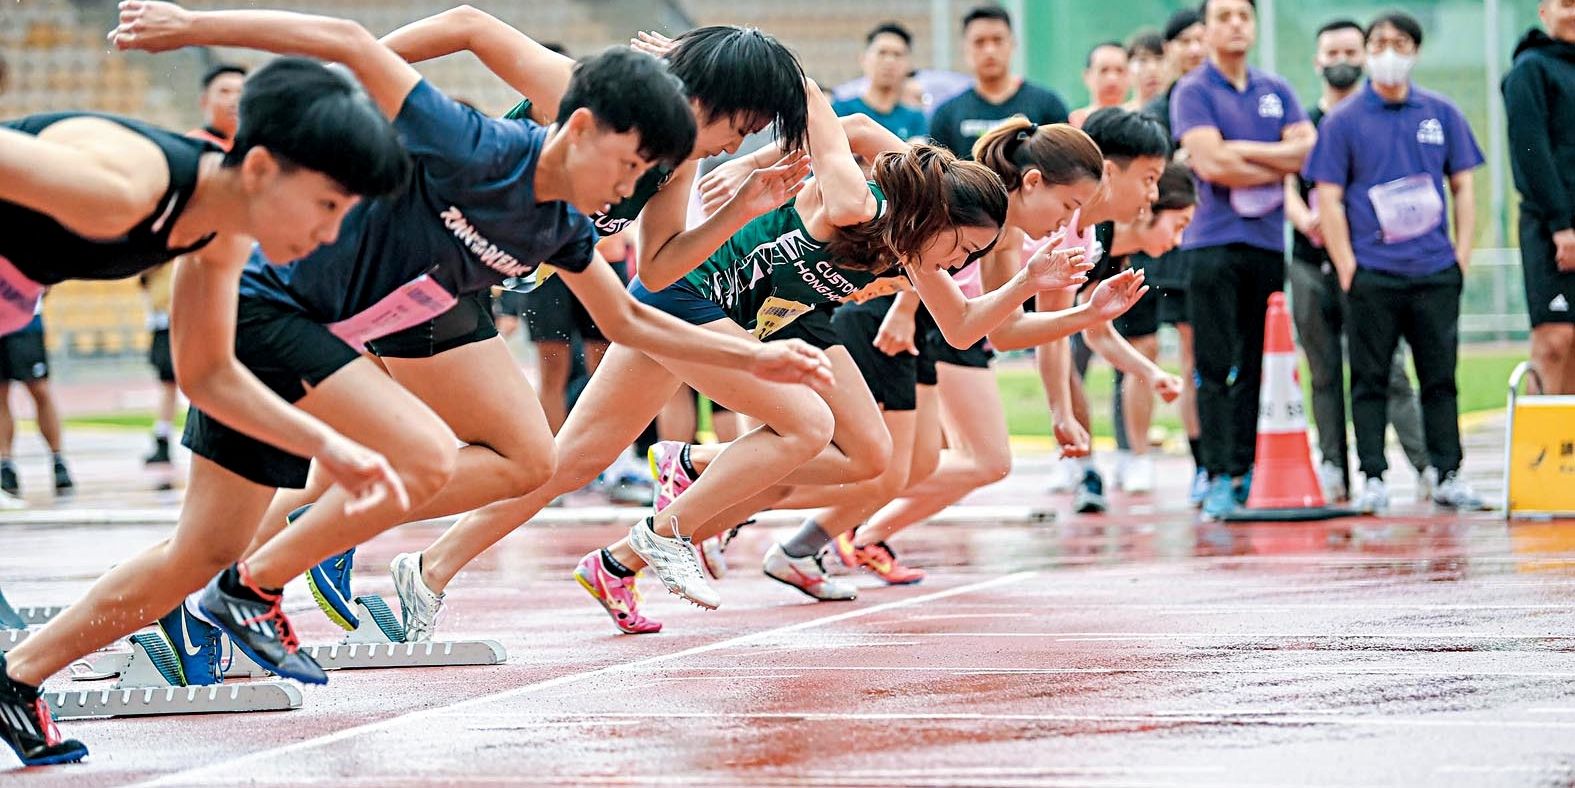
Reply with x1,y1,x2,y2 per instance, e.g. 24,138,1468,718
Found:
628,517,720,609
1318,461,1348,503
1432,472,1484,510
1121,454,1155,494
1416,467,1438,503
1111,451,1131,488
1048,457,1082,493
762,543,857,601
390,552,444,643
1355,478,1390,515
0,491,25,510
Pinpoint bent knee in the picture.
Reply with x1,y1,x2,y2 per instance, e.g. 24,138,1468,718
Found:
395,437,458,503
768,397,836,459
973,453,1012,486
499,452,556,498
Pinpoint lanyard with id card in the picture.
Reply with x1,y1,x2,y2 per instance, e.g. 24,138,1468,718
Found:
1230,183,1285,218
1368,173,1444,245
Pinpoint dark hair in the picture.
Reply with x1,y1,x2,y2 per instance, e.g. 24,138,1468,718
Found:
556,47,696,168
867,21,913,49
201,63,247,89
542,42,569,56
664,26,809,153
1082,107,1169,164
1127,30,1165,59
962,4,1012,32
827,144,1008,274
1366,11,1424,48
1198,0,1256,15
226,58,409,198
1151,161,1197,214
1086,40,1127,68
1316,18,1364,40
973,117,1104,192
1163,9,1203,41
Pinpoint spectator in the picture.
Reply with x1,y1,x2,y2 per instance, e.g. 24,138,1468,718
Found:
1143,8,1207,138
187,63,245,147
1285,19,1432,504
1070,41,1130,128
1504,0,1575,395
929,4,1069,159
0,304,72,503
833,22,928,142
1306,11,1485,513
1172,0,1315,519
1125,30,1167,112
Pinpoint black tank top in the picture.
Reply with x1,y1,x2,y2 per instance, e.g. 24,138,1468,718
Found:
0,112,219,285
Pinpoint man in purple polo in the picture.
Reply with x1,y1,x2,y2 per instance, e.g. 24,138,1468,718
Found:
1305,11,1485,515
1171,0,1316,519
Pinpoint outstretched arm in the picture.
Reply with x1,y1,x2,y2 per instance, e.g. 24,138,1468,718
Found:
0,121,170,240
112,0,420,119
380,5,572,123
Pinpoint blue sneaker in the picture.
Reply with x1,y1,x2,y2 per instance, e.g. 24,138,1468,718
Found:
1202,477,1238,521
296,505,359,631
1188,469,1211,508
1233,470,1254,506
154,603,224,686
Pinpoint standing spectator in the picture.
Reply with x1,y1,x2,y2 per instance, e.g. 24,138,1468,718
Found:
1285,19,1432,503
187,63,245,147
1172,0,1315,519
1504,0,1575,395
1306,11,1485,513
0,304,72,503
1140,8,1209,502
1070,42,1131,128
1125,30,1167,112
929,4,1069,159
833,22,928,142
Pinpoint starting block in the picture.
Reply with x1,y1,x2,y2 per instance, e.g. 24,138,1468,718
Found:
0,588,62,629
1505,363,1575,519
302,595,506,671
48,632,301,720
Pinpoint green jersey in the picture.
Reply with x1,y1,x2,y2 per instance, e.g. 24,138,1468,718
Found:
682,182,898,337
504,99,672,237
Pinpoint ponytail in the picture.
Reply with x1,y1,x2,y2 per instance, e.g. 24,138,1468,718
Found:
972,116,1104,192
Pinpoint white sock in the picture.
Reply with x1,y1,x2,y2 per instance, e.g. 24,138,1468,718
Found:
153,420,172,440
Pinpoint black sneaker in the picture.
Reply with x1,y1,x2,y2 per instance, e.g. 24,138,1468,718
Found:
1,462,18,498
1073,469,1108,514
0,655,88,766
144,436,172,466
198,566,327,685
52,458,73,497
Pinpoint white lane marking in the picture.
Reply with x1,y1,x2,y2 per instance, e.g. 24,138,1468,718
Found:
131,571,1036,787
621,665,1575,679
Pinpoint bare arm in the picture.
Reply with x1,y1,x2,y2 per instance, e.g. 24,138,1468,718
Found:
1033,287,1088,456
113,1,419,119
1180,127,1283,188
0,122,168,240
987,301,1098,351
1284,174,1315,234
1083,319,1163,380
910,262,1038,349
1224,121,1316,174
803,82,877,227
1316,182,1357,291
379,4,572,124
1450,170,1476,272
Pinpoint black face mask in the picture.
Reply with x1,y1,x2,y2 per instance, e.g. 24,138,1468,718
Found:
1322,62,1363,90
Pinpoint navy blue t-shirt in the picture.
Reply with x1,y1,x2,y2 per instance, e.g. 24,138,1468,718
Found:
241,80,597,322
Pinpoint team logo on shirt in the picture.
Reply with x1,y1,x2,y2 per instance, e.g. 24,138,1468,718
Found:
1553,294,1571,313
439,206,530,277
1258,94,1284,119
1417,119,1445,146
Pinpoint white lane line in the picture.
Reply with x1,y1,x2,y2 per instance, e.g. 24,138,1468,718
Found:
851,632,1575,640
131,571,1036,787
625,665,1575,678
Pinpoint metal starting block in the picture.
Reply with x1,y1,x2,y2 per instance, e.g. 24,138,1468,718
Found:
301,595,506,671
48,632,301,720
0,628,26,651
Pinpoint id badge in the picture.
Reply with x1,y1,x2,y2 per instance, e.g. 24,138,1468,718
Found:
1230,183,1285,218
753,296,813,339
328,274,458,348
1368,173,1444,245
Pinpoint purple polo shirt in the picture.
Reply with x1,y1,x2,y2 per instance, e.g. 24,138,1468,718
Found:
1171,61,1307,252
1303,82,1483,277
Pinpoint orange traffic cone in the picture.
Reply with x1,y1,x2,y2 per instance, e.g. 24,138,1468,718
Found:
1224,292,1355,522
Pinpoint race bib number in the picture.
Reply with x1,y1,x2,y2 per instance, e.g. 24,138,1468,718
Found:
0,255,45,337
1368,174,1444,245
753,296,813,339
1230,183,1285,218
841,276,911,304
328,275,458,348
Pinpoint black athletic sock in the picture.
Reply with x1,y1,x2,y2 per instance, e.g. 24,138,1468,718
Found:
678,444,699,479
1188,438,1203,469
599,548,636,578
1,657,40,700
782,519,832,559
217,565,280,603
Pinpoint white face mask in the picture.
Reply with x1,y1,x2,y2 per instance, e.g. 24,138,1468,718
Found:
1368,49,1416,87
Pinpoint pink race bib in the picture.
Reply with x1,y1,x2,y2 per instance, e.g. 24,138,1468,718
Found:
1368,174,1444,245
1230,183,1285,218
0,255,45,336
328,275,457,348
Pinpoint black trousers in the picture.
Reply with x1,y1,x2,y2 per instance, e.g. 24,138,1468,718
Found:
1186,243,1286,478
1345,265,1464,480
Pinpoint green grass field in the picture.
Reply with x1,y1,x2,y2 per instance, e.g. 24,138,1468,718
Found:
61,346,1525,440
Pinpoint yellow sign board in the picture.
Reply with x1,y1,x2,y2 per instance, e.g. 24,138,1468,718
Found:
1507,395,1575,517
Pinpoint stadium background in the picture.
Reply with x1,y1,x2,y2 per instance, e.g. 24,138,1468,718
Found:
0,0,1539,364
